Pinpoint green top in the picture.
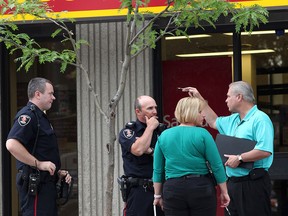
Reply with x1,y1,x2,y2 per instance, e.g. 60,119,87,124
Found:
153,126,227,184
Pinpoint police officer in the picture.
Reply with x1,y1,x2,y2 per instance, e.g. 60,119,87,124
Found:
118,95,165,216
6,77,72,216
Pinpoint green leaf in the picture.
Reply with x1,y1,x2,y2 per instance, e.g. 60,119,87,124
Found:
51,28,62,38
60,61,68,73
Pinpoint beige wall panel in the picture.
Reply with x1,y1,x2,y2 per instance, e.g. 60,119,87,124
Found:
76,20,153,216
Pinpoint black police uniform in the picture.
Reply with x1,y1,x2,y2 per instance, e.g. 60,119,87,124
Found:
7,101,61,216
118,119,165,216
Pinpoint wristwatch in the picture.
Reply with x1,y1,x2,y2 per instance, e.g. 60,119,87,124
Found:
237,154,243,163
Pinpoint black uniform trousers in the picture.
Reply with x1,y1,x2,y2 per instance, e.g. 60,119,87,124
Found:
16,172,58,216
163,175,216,216
126,185,165,216
225,171,271,216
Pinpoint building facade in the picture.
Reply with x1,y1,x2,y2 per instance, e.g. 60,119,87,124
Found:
1,0,288,215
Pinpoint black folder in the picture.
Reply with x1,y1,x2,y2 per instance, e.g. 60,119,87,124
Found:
215,134,256,169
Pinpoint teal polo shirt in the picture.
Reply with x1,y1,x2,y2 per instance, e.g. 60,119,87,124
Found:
216,105,274,177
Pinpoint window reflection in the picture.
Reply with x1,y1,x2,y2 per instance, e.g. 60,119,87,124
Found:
161,30,288,216
162,31,288,151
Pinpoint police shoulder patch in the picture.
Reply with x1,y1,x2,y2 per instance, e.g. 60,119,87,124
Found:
123,129,135,139
18,115,31,126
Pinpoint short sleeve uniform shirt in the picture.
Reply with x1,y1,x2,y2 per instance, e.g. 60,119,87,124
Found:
7,102,61,171
118,119,158,178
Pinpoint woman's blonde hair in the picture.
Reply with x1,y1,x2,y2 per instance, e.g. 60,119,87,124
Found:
174,97,206,124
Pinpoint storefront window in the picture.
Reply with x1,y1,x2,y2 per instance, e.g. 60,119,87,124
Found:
161,30,288,152
240,30,288,151
162,33,233,60
161,30,288,216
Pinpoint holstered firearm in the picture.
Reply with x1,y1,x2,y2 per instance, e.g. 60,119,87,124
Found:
117,175,128,202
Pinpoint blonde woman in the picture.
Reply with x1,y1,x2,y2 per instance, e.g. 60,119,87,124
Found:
153,97,229,216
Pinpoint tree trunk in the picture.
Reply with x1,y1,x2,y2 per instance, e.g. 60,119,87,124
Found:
105,109,117,216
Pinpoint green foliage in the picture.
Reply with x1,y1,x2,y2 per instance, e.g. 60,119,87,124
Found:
51,29,62,38
231,4,269,32
119,0,269,57
0,0,269,73
75,40,89,49
0,0,81,73
0,0,50,20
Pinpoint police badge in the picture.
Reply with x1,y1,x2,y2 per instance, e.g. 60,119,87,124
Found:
18,115,31,126
123,129,134,139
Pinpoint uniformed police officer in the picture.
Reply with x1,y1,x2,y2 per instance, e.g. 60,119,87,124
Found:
118,95,165,216
6,77,72,216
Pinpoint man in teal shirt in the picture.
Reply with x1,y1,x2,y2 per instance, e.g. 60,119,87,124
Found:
182,81,274,216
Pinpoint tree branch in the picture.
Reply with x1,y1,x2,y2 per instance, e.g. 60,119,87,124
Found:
130,12,180,60
129,1,173,46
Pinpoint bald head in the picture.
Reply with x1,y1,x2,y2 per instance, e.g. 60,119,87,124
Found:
134,95,155,110
134,95,157,123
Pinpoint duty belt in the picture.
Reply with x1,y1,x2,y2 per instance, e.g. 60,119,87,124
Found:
127,177,153,187
18,169,57,183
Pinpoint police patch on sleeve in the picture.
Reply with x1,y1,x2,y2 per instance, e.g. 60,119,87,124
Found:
123,129,134,139
18,115,31,126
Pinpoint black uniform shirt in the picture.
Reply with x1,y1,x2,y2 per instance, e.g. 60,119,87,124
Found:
7,102,61,171
118,119,160,179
